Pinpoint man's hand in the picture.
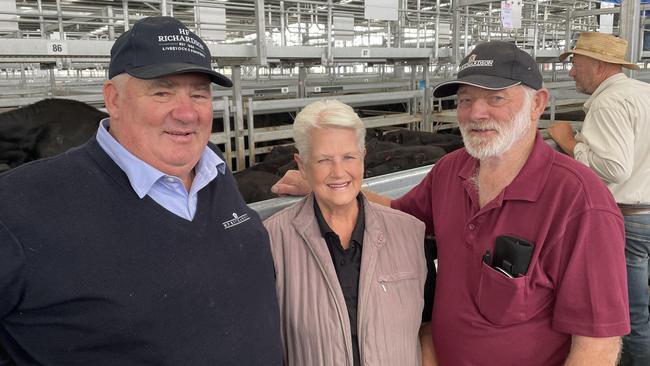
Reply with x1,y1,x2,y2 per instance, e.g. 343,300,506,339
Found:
271,170,311,197
548,121,578,157
419,322,438,366
564,336,621,366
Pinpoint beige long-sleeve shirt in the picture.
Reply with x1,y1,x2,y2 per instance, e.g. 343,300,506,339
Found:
574,73,650,204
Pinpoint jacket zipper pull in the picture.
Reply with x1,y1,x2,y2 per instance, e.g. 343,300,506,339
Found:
379,280,387,292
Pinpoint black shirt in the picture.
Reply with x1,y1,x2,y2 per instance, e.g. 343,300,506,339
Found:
314,195,364,366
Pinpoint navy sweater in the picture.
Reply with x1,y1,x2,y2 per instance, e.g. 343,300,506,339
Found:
0,139,282,365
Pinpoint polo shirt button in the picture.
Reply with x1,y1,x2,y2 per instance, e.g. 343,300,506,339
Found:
468,224,476,231
340,259,346,265
165,177,175,183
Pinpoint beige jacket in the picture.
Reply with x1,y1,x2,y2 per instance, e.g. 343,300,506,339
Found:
263,194,427,366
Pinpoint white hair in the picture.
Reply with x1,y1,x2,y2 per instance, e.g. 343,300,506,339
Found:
293,99,366,162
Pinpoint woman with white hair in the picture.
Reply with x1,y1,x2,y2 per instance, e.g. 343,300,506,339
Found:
263,99,429,366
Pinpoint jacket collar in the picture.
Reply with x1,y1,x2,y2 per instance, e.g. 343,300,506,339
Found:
293,193,385,249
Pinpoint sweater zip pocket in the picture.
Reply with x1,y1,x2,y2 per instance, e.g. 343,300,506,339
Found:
378,271,417,293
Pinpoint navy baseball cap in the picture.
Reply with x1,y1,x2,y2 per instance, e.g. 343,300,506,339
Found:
433,41,542,98
109,16,232,87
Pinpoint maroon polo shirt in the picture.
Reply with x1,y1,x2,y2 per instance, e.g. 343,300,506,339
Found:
392,133,630,366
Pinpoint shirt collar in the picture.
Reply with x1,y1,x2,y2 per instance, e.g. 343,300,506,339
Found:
584,72,627,111
313,194,365,246
458,132,555,204
95,118,225,198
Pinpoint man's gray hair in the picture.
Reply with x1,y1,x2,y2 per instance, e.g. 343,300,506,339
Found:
110,73,130,92
293,100,366,162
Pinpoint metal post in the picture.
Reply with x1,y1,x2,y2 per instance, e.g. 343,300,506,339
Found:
298,66,307,98
396,0,403,47
194,0,201,36
327,0,333,65
55,0,64,39
367,19,371,46
161,0,167,16
487,3,492,42
280,1,286,47
409,65,417,120
122,0,129,31
247,97,256,167
463,6,468,55
451,6,461,64
532,0,539,58
564,8,572,54
422,63,431,132
19,64,26,88
416,0,421,48
49,68,56,96
232,66,246,171
620,0,641,77
221,96,233,169
107,6,115,41
434,0,440,61
36,0,45,38
254,0,268,65
387,22,391,47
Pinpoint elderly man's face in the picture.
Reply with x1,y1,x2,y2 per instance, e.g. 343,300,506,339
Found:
107,73,213,178
456,85,533,160
296,127,364,213
569,54,600,94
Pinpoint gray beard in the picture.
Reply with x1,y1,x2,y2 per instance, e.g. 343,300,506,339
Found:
461,99,532,160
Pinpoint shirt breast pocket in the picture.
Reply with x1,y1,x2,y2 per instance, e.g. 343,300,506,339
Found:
476,262,529,326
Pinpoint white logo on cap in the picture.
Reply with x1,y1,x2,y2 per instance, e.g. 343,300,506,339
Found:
459,53,493,72
157,28,207,58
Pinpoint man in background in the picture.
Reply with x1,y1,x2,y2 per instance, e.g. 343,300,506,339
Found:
549,31,650,366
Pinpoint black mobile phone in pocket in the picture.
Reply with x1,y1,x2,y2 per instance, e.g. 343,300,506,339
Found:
491,235,534,277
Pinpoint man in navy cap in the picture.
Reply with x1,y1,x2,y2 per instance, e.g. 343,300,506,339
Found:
0,16,282,365
272,41,630,366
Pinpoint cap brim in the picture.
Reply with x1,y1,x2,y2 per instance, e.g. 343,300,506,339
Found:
127,62,233,87
559,50,640,70
432,74,521,98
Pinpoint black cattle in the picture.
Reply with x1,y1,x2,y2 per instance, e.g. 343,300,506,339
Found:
0,98,107,173
365,137,401,155
364,143,446,178
380,129,464,153
233,169,281,203
250,145,297,174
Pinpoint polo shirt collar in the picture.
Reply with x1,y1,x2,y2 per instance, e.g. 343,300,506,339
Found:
458,132,554,204
96,118,225,198
313,194,365,246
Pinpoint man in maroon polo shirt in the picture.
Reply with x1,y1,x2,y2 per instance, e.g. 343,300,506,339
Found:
271,41,630,366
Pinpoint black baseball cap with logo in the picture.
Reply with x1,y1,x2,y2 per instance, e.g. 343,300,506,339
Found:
433,41,542,98
109,16,232,87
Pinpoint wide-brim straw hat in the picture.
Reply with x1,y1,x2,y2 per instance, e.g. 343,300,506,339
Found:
559,31,639,70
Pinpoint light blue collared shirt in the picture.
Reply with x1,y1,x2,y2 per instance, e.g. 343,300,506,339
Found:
96,118,225,221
